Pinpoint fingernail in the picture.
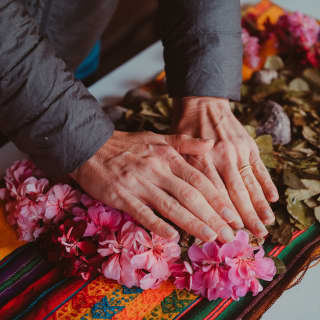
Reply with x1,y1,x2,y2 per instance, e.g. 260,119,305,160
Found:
166,228,179,240
234,218,244,229
263,210,275,225
202,226,217,242
270,191,279,202
221,208,236,223
255,221,268,237
220,227,235,242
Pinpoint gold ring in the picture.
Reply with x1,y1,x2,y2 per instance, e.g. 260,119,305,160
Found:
239,164,252,175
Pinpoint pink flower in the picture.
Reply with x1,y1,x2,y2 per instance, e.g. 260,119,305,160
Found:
18,177,49,199
188,241,232,300
277,12,320,50
14,198,46,241
87,203,123,234
76,193,134,236
98,221,141,288
242,28,261,68
45,184,80,223
57,219,97,257
188,231,276,301
131,230,181,289
222,231,276,298
170,260,193,291
4,160,40,198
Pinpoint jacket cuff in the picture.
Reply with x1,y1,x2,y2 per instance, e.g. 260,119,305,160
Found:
163,32,243,101
158,0,243,101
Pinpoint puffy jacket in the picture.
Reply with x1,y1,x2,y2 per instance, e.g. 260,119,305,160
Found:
0,0,242,176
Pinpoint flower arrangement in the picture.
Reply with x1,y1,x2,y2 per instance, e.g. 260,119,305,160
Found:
242,11,320,68
0,160,277,301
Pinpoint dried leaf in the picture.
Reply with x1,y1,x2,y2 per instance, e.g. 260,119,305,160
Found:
255,135,273,153
288,78,310,92
244,125,256,138
315,207,320,223
303,68,320,88
286,192,315,228
271,257,287,275
283,170,305,189
264,56,285,70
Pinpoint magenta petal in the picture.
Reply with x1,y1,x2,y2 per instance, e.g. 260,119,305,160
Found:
254,257,276,281
102,255,121,281
131,252,150,269
151,260,169,280
140,273,158,290
188,245,207,262
84,222,98,237
202,242,219,261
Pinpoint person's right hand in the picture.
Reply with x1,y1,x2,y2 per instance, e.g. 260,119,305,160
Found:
70,130,237,243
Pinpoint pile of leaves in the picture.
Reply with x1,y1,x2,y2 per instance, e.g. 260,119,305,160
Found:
116,12,320,246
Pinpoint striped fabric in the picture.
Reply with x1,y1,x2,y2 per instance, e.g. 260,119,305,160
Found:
1,225,319,320
1,1,320,319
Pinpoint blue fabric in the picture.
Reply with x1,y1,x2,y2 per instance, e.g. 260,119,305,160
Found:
75,41,101,80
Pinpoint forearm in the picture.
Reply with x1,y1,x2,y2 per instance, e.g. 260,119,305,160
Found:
0,0,114,176
158,0,243,100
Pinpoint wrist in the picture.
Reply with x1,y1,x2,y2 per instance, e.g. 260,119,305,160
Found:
172,97,232,135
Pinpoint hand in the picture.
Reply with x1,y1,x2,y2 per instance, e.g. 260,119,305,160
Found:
71,130,237,243
172,97,279,238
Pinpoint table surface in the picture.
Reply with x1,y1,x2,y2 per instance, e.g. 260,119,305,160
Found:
1,1,320,319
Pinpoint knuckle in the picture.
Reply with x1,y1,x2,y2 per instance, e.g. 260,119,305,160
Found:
255,199,269,210
144,156,160,167
189,171,203,187
180,187,200,203
229,180,242,194
147,217,161,232
159,198,179,213
120,170,136,186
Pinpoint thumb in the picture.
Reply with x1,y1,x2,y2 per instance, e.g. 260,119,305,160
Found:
164,134,214,155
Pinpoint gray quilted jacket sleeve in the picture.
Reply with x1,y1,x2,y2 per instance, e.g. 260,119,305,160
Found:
0,0,115,176
158,0,243,101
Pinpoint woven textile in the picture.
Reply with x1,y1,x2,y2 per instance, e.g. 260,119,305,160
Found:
1,1,320,319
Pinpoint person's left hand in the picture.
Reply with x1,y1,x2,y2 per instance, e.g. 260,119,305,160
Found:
172,97,279,238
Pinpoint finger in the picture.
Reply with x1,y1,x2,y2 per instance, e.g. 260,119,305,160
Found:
137,180,219,242
164,134,214,155
156,171,235,243
251,157,279,203
164,149,240,227
116,187,179,240
240,167,275,225
187,154,244,229
219,163,268,238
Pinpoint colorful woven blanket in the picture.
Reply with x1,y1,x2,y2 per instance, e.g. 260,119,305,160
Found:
1,1,320,319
